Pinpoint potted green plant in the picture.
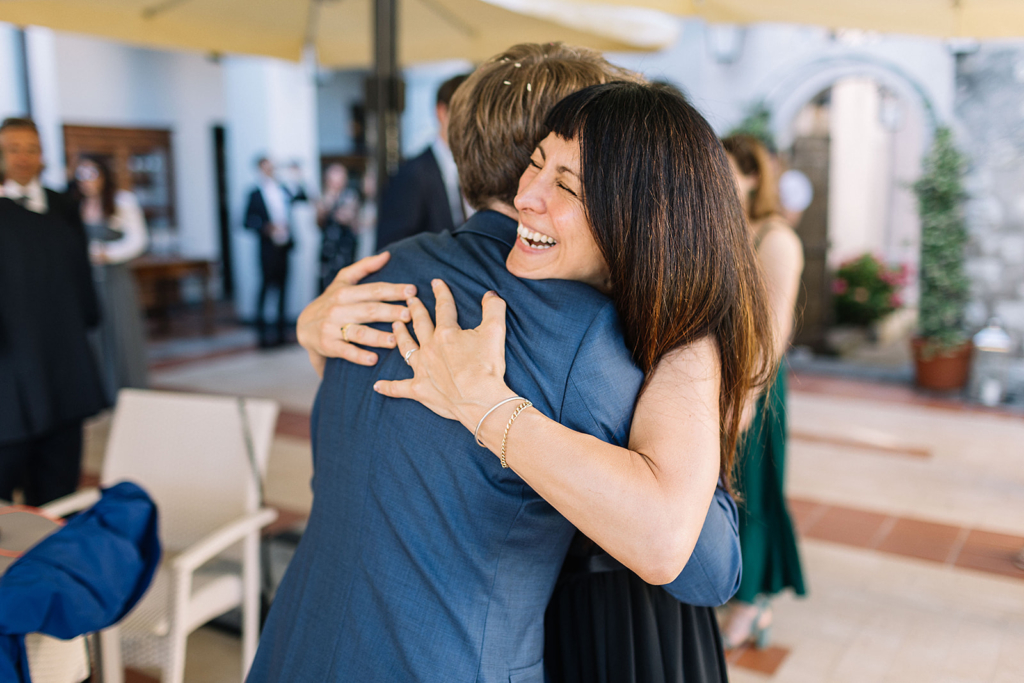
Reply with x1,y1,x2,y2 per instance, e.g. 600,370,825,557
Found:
911,127,972,390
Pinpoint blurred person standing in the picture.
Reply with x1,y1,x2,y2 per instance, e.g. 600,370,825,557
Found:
778,166,814,229
721,133,807,649
316,163,360,292
73,156,150,401
375,74,470,250
245,156,296,348
0,117,108,506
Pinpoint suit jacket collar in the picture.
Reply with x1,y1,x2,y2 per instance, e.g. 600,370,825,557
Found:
2,178,47,214
453,210,516,248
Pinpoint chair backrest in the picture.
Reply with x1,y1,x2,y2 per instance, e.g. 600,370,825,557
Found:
101,389,279,553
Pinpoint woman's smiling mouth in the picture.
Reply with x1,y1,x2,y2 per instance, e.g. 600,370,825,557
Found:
517,224,558,250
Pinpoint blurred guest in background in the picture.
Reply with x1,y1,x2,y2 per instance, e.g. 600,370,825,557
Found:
316,163,360,292
73,156,150,400
721,133,807,649
356,165,379,261
0,117,107,506
283,159,310,204
245,156,296,348
778,166,814,229
375,74,470,250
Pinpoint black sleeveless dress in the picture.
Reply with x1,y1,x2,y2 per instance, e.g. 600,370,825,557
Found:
545,534,729,683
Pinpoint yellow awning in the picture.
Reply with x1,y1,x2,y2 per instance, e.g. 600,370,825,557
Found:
566,0,1024,38
0,0,676,67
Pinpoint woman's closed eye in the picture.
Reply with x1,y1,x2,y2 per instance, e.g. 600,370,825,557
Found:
558,181,579,198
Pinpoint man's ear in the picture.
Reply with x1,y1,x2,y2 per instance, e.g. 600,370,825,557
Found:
437,103,451,144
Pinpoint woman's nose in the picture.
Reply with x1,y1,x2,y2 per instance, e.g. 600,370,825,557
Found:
514,176,546,214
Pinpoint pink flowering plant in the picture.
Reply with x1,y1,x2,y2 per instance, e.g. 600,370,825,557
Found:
832,254,908,326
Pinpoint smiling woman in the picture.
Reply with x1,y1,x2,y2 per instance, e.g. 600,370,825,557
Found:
508,133,610,289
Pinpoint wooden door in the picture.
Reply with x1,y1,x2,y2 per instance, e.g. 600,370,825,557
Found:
788,134,831,351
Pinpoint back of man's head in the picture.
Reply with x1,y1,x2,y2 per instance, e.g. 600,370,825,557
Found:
437,74,469,110
448,43,643,211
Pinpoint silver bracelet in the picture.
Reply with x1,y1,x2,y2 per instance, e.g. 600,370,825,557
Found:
474,396,527,447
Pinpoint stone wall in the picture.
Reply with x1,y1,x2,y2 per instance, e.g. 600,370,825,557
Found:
955,46,1024,349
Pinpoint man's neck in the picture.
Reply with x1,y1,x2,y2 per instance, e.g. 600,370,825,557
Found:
484,200,518,222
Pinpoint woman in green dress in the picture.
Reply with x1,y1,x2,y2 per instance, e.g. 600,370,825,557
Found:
721,134,807,649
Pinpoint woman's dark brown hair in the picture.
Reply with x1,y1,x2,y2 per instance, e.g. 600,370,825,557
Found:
721,133,780,221
544,82,775,483
72,155,117,219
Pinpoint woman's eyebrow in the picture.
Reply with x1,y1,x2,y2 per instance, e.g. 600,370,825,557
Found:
536,144,547,160
557,165,580,179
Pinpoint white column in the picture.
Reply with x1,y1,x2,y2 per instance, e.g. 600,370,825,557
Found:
223,54,320,322
827,77,891,268
24,27,65,189
0,25,26,118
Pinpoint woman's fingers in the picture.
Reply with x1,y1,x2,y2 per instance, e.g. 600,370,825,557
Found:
335,281,416,310
480,291,507,335
372,378,416,400
406,296,436,345
392,321,419,364
338,323,396,350
331,300,411,325
432,279,458,329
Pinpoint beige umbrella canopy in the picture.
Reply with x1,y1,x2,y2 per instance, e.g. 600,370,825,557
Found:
565,0,1024,38
0,0,676,67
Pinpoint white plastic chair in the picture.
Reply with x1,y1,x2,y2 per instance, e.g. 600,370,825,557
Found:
43,389,280,683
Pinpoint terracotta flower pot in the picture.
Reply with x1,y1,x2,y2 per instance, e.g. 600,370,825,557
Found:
911,338,972,391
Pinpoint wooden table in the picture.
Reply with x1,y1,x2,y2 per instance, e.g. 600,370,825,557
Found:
131,255,216,335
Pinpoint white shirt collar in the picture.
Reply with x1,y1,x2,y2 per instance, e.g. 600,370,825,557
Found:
2,177,48,214
258,175,290,227
431,138,465,225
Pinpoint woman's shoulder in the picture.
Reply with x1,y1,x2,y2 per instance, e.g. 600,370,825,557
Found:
114,189,141,208
756,217,802,251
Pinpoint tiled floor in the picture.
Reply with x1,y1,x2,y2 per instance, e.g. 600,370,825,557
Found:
79,352,1024,682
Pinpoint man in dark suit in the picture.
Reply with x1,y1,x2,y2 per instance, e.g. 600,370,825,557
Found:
0,117,108,506
250,45,740,682
375,74,470,251
245,157,296,348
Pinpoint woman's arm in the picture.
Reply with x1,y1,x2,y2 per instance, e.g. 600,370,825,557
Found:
375,281,721,585
96,191,148,264
757,221,804,360
296,252,416,377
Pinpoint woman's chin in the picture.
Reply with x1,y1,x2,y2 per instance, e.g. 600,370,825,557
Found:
506,249,557,281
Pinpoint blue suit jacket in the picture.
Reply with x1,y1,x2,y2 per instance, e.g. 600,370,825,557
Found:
249,211,740,683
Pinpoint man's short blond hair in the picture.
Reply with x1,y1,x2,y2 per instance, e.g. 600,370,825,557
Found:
448,43,643,210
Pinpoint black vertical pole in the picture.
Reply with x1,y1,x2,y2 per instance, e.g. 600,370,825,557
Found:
372,0,402,199
16,27,32,118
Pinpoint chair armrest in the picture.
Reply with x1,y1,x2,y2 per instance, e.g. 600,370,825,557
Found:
39,488,102,519
171,508,279,574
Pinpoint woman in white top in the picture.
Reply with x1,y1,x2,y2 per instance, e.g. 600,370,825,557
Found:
74,157,149,399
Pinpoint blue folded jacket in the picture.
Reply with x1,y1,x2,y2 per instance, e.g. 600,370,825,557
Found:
0,481,161,682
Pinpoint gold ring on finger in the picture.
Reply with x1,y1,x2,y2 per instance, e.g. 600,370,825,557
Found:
341,323,354,343
404,348,418,365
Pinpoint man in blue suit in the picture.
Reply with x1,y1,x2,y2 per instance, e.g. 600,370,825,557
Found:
250,44,740,683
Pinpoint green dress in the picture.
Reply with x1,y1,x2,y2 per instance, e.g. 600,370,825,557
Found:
734,366,806,602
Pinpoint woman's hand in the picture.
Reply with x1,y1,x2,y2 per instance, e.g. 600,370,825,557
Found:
296,252,416,377
373,279,513,432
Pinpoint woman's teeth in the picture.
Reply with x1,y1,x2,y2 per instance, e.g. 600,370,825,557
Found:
517,224,557,249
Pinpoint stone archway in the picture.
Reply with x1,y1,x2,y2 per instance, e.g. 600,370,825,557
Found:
766,55,937,150
759,56,937,351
